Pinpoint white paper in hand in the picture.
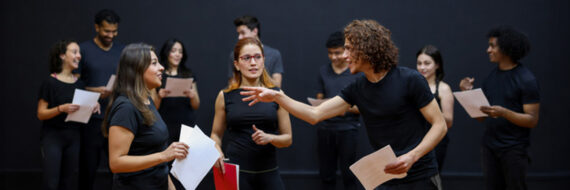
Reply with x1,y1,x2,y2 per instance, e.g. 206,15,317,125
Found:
170,125,220,190
453,88,490,118
164,77,194,97
65,89,100,124
349,145,407,190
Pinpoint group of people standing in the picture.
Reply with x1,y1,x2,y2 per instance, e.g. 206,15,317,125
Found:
36,8,540,190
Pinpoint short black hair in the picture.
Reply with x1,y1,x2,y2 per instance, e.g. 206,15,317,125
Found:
94,9,120,25
487,26,530,62
326,31,344,48
234,15,261,37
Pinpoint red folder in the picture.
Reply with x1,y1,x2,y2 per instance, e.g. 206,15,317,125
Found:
213,163,239,190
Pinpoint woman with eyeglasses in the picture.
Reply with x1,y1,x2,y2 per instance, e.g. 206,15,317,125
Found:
210,37,292,190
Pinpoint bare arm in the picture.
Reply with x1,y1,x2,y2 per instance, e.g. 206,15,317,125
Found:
439,82,454,128
210,91,227,173
86,86,111,98
108,126,188,173
271,73,283,88
481,103,540,128
385,99,447,174
37,99,79,120
241,87,351,125
188,82,200,110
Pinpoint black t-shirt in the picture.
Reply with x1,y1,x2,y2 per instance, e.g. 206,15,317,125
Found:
38,76,86,129
158,73,197,141
339,66,437,183
107,95,169,190
224,88,280,172
482,64,540,150
315,64,362,130
77,40,125,118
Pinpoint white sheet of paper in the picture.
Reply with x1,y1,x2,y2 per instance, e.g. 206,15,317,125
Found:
105,74,116,91
171,125,220,190
65,89,100,124
307,97,329,106
349,145,407,190
164,77,194,97
453,88,490,118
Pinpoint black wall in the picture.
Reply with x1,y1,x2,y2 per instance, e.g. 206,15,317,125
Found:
2,0,569,189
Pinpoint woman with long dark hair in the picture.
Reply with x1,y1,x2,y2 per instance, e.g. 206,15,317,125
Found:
103,43,189,190
416,45,454,173
152,38,200,144
210,37,292,190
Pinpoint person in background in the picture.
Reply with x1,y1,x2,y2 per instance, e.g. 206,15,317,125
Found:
459,26,539,190
37,40,99,190
314,31,361,190
416,45,454,173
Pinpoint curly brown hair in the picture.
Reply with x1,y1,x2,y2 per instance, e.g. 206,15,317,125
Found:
344,20,398,73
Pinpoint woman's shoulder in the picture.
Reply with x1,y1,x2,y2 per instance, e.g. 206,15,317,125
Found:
438,81,453,95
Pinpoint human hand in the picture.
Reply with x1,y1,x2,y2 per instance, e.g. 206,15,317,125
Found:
98,86,112,98
384,153,417,175
161,142,189,162
158,89,170,98
214,149,226,174
240,87,279,106
251,125,273,145
92,102,101,114
459,77,475,91
59,103,80,114
480,105,506,118
183,89,195,99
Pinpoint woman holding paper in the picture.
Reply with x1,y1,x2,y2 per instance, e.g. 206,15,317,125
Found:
103,43,189,190
37,40,99,190
152,38,200,144
416,45,454,172
211,37,292,190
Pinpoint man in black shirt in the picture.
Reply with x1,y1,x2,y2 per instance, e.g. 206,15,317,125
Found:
242,19,447,190
460,26,540,190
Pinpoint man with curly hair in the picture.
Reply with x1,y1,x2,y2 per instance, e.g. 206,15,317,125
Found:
241,19,447,190
460,26,540,190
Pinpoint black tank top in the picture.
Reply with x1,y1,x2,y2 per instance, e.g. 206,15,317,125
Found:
224,88,280,172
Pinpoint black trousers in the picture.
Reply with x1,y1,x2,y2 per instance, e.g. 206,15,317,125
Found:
376,175,442,190
78,118,109,190
40,126,80,190
239,169,285,190
481,145,529,190
317,127,359,190
434,135,449,173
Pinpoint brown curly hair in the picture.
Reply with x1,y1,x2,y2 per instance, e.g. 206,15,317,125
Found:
344,19,398,73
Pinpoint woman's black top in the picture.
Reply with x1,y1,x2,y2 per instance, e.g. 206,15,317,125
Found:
158,72,196,142
38,76,86,129
107,95,169,190
224,88,280,172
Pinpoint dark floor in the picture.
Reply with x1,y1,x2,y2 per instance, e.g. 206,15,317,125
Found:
1,170,569,189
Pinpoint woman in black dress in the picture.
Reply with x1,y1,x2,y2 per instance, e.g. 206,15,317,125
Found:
210,37,292,190
103,43,189,190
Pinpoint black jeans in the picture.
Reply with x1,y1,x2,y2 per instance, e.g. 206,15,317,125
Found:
239,169,285,190
376,175,442,190
481,145,529,190
78,118,109,190
41,126,80,190
317,127,359,190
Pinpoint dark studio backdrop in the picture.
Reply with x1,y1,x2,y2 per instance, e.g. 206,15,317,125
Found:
1,0,569,189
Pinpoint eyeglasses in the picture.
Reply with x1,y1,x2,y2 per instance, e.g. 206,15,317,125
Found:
239,54,263,62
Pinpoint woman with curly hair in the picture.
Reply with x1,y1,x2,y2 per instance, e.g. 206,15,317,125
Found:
459,26,539,190
240,19,447,190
